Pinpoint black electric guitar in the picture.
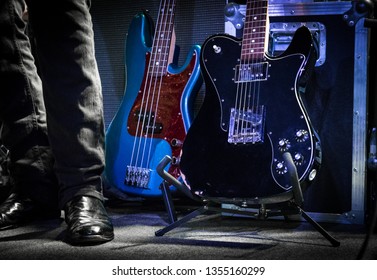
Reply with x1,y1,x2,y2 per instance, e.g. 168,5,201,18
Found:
179,0,321,203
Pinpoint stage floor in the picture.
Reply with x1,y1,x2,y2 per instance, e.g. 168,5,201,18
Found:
0,198,375,260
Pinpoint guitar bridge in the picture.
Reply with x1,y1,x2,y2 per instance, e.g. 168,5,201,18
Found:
228,106,265,144
125,166,151,188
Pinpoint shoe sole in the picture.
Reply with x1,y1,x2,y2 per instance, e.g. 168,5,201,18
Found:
66,233,114,246
0,223,18,231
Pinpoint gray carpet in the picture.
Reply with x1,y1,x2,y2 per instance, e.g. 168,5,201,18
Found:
0,199,375,260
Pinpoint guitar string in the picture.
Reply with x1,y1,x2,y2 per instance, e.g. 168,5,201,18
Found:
254,0,268,133
140,0,172,173
132,0,175,182
244,0,268,143
240,0,254,139
137,0,167,172
128,0,169,180
249,0,260,140
127,29,155,177
145,0,176,170
235,0,259,142
128,3,160,175
233,0,250,140
246,2,254,132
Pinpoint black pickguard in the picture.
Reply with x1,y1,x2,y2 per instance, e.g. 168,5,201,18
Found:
180,26,321,202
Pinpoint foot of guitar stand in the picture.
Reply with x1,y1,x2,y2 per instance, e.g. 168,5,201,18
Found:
297,205,340,247
282,152,340,247
155,205,207,236
156,154,340,247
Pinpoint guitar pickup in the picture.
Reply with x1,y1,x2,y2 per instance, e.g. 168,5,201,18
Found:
143,123,163,134
234,62,269,83
133,110,163,134
134,110,155,121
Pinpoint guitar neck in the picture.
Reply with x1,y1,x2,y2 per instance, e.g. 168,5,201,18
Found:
241,0,269,62
149,0,177,74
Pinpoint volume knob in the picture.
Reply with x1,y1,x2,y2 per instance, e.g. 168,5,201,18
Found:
293,153,304,165
295,129,309,142
278,138,291,152
275,161,287,175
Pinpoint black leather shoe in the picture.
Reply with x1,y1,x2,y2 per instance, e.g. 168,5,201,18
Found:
0,193,32,230
64,196,114,245
0,193,60,230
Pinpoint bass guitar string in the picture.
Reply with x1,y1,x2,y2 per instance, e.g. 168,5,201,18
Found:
137,0,168,172
145,0,176,170
129,0,176,182
128,0,168,175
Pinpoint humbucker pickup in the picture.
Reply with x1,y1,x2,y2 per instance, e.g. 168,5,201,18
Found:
234,62,269,83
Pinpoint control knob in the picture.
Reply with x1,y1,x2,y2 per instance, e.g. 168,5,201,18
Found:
278,138,291,152
295,129,309,142
293,153,304,165
275,161,287,175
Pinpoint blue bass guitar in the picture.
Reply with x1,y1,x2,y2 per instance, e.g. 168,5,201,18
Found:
105,0,202,197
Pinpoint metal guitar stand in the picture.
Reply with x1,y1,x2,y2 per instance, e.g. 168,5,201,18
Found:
155,153,340,247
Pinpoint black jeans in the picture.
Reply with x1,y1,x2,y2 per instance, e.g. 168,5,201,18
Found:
0,0,105,209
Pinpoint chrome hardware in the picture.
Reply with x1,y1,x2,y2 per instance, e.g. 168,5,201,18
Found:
295,129,309,142
278,138,291,152
213,44,221,53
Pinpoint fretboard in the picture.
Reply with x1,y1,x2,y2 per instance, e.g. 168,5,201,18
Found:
149,0,177,75
241,0,268,62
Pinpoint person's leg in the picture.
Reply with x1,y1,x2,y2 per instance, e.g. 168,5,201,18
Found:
0,0,59,230
26,0,105,208
26,0,113,244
